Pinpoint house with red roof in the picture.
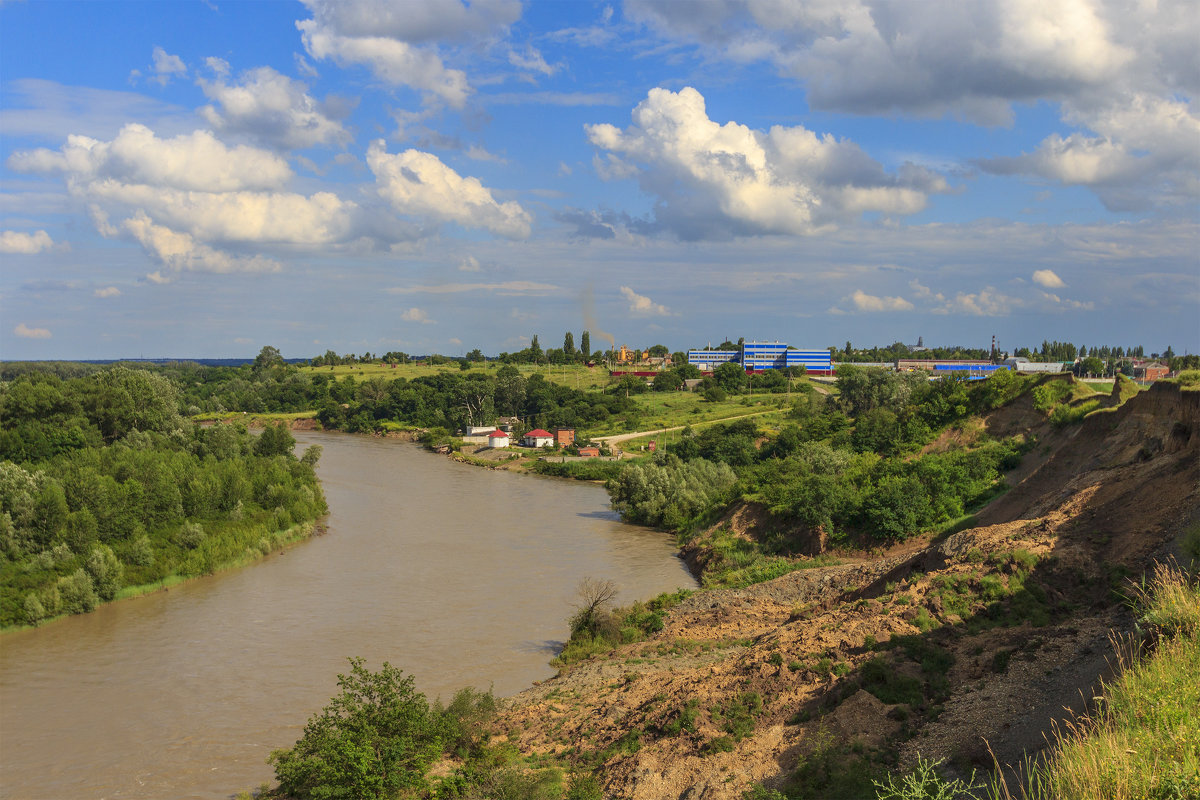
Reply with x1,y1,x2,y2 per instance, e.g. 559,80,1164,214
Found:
522,428,555,448
487,429,510,448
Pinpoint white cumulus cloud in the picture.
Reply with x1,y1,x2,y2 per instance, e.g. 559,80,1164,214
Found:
850,290,915,312
0,229,54,254
150,47,186,86
367,140,532,239
123,212,281,281
626,0,1198,211
620,286,671,316
9,123,292,192
1032,269,1067,289
199,66,350,150
14,323,52,339
295,0,518,108
94,286,121,298
400,307,435,323
586,87,945,239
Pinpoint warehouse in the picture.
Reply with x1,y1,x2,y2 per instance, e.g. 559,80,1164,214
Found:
687,341,833,374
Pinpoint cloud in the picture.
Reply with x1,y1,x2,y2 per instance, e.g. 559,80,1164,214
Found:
585,87,946,239
975,97,1200,210
458,255,481,272
620,285,671,316
367,140,532,239
400,307,435,323
123,212,282,281
295,0,521,107
9,123,292,192
11,124,358,248
386,281,557,295
199,66,350,150
93,286,121,298
14,323,52,339
0,229,54,254
850,290,914,312
936,288,1023,316
150,47,186,86
1032,269,1066,289
508,45,558,76
625,0,1198,211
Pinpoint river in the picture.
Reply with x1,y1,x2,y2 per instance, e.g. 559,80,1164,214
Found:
0,432,696,799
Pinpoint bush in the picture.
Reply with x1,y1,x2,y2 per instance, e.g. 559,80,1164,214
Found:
874,755,981,799
269,658,444,799
176,522,206,550
85,544,123,601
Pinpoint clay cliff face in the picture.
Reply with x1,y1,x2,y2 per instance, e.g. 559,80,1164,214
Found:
496,384,1199,800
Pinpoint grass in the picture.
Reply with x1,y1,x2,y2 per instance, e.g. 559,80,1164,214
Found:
700,526,841,589
589,392,794,439
988,562,1200,800
298,361,616,390
1172,369,1200,391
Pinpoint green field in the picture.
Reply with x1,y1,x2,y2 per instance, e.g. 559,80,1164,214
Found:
297,361,614,390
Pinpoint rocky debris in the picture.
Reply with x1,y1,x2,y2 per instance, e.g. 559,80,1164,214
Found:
496,384,1199,799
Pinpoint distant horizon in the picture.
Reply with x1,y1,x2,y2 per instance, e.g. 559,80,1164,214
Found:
2,1,1196,361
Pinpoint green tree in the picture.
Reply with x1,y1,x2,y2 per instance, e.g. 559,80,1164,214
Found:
269,658,444,799
254,423,296,457
648,344,669,358
563,331,575,356
580,331,590,361
253,345,285,373
529,334,543,362
713,361,747,393
85,544,123,601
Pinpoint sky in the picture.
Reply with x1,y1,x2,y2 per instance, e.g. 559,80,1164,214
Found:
1,0,1196,361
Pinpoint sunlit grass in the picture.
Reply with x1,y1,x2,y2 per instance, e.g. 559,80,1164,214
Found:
989,562,1200,800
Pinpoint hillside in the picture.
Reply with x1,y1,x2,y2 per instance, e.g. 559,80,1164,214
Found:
493,382,1199,798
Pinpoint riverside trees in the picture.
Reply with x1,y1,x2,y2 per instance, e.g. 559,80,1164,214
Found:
0,367,326,627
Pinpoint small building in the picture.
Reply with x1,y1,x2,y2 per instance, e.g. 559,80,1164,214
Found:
464,424,497,436
522,428,555,448
578,446,600,458
487,430,510,448
1133,362,1169,382
554,427,576,447
495,416,521,433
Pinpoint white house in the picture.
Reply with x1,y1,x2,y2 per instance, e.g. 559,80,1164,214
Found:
487,429,511,448
522,428,555,448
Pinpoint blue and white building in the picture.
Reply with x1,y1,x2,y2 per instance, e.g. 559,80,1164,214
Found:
687,341,833,373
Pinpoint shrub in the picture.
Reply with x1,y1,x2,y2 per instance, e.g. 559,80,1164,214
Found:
269,658,443,799
874,755,981,800
176,522,206,550
85,544,123,601
56,568,98,614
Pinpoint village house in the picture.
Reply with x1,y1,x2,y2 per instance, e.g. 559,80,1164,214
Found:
554,427,576,447
522,428,555,448
577,446,600,458
487,429,510,448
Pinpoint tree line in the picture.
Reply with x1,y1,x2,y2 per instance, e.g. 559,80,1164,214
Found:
0,366,326,627
608,366,1037,545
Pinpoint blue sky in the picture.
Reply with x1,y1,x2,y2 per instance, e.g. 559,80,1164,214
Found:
1,0,1196,360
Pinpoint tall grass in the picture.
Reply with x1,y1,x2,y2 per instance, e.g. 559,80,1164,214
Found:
988,562,1200,800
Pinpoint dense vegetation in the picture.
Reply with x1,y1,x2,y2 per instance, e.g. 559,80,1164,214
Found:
608,366,1034,547
0,366,326,627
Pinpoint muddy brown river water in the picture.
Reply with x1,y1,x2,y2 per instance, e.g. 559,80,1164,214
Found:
0,432,696,799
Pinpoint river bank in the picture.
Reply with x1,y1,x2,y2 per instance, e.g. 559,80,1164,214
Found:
0,430,696,799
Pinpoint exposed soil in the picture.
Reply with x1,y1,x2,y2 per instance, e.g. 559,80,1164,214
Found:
495,382,1200,799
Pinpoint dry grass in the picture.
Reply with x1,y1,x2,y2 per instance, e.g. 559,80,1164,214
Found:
989,561,1200,800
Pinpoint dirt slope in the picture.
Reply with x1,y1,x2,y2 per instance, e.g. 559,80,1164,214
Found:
496,384,1199,799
